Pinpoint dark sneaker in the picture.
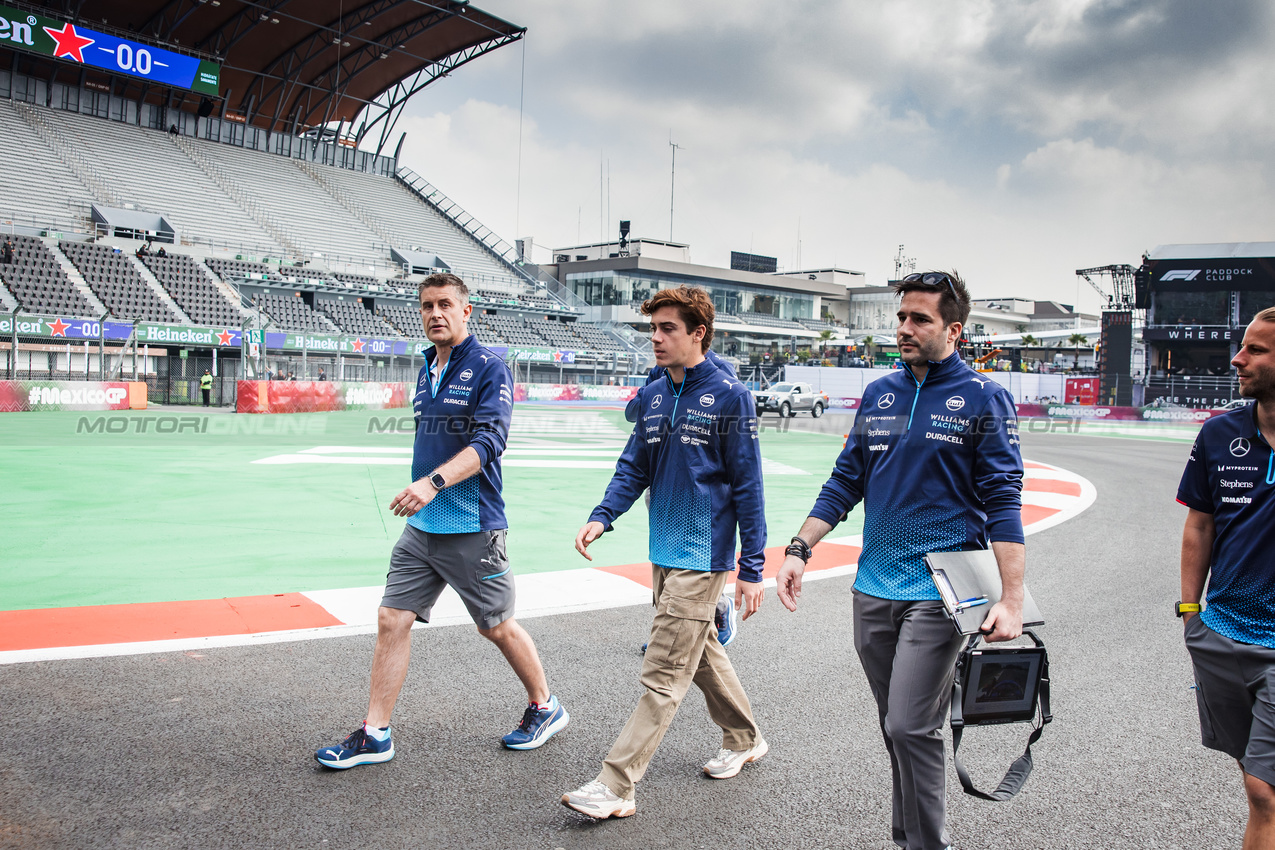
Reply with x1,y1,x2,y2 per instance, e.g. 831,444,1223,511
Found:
715,594,738,647
501,695,570,750
315,725,394,769
561,780,636,819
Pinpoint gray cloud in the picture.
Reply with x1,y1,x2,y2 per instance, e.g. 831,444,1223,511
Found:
394,1,1275,299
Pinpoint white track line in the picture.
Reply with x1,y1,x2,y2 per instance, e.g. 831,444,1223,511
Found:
0,457,1095,664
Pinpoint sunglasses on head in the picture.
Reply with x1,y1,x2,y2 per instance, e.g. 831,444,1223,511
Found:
903,272,958,300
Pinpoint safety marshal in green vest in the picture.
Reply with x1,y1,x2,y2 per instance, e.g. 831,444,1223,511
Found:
200,369,213,407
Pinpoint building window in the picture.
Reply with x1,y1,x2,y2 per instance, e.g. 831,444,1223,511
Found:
1155,290,1230,325
1240,290,1275,324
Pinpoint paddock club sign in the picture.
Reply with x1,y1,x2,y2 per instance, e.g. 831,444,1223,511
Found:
1146,257,1275,291
0,316,583,361
0,4,220,95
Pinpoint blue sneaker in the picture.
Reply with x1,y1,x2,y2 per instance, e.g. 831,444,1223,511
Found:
716,594,738,647
501,695,569,750
315,725,394,769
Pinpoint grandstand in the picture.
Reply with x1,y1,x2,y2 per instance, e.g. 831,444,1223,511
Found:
36,107,286,257
0,0,644,397
1,99,600,329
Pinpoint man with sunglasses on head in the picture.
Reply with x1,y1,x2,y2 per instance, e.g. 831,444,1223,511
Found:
777,271,1025,850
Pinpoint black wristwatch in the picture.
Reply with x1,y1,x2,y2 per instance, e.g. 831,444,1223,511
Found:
1176,602,1201,618
428,472,447,491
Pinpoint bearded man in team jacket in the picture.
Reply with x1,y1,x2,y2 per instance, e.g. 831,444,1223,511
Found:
778,271,1025,850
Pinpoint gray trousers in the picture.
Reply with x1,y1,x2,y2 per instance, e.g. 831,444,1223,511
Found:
853,591,965,850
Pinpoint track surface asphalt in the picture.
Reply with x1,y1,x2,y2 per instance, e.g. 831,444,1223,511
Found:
0,428,1243,849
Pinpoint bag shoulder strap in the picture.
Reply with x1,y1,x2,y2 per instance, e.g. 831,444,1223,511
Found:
949,630,1052,802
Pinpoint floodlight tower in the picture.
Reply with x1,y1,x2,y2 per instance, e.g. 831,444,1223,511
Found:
893,244,916,280
669,137,683,242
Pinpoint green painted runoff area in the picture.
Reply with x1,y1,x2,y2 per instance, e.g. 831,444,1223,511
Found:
0,406,852,612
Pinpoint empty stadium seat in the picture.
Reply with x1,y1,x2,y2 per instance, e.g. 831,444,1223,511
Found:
140,252,244,327
0,235,96,317
59,240,180,324
316,298,399,336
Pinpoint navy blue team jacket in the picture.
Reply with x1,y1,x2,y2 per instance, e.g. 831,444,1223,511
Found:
624,349,737,423
408,334,513,534
591,357,767,583
1177,404,1275,647
809,351,1024,600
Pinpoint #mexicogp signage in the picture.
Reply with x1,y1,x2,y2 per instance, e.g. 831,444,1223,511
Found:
0,4,220,95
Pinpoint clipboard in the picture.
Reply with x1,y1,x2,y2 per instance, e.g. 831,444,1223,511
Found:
924,549,1044,635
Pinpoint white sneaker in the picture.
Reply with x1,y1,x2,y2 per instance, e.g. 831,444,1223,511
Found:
560,780,636,819
702,738,769,779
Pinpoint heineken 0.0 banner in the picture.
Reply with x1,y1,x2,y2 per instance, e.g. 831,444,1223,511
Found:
0,5,220,94
2,317,588,367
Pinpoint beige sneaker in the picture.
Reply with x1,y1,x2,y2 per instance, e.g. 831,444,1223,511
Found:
703,737,769,779
560,780,636,819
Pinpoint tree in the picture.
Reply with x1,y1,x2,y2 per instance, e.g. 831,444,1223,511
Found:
1067,333,1089,369
862,335,875,363
1020,334,1039,348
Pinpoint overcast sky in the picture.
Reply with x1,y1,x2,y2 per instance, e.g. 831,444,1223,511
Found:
392,0,1275,313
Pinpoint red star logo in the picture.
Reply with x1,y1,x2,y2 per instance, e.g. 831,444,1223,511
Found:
216,329,234,346
351,338,365,353
47,318,70,337
43,22,95,64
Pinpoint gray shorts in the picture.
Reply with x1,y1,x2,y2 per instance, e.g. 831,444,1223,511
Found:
380,525,515,630
1184,613,1275,786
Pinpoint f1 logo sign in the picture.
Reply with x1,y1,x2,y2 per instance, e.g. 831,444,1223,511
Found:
1160,270,1201,282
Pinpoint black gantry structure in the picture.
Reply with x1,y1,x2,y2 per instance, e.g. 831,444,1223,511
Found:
1076,265,1138,310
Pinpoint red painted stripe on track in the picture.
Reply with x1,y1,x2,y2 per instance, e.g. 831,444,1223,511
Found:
1024,462,1052,470
1024,479,1082,496
0,593,342,651
1021,505,1061,525
596,543,863,590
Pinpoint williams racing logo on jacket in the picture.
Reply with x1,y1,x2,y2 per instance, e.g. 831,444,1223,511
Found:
925,412,969,446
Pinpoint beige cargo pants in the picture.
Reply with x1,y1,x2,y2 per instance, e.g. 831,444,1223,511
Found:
597,565,761,799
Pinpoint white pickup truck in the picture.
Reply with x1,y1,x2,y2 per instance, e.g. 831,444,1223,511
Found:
753,382,828,418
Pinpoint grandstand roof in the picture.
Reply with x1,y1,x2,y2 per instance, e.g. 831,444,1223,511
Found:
7,2,523,151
